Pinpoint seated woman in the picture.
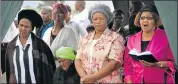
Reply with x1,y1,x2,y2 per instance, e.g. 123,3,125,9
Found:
75,4,125,83
53,47,80,84
124,4,176,83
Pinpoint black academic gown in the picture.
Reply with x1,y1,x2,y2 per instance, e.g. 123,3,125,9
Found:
5,32,56,84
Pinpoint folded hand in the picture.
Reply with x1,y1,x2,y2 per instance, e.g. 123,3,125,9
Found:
81,75,96,84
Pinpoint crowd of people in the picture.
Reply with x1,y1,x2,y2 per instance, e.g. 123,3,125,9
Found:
1,0,177,84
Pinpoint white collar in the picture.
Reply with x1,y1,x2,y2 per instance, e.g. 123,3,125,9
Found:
16,34,32,49
116,26,122,33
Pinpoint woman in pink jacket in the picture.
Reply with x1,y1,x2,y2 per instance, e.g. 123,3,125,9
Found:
124,4,176,83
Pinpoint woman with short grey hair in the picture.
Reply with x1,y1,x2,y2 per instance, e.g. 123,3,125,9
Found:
75,4,125,83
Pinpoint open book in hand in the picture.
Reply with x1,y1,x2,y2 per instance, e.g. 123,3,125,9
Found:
128,48,158,63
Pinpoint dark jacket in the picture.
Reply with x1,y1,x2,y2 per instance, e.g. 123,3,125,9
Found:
36,21,54,38
1,42,8,73
36,25,43,38
53,63,80,84
118,27,130,40
5,32,56,84
129,15,142,35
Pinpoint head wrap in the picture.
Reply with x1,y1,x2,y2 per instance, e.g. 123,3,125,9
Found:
52,2,68,16
56,47,75,60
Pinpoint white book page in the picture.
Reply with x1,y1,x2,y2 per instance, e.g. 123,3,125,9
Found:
129,48,152,56
138,51,152,56
129,48,139,55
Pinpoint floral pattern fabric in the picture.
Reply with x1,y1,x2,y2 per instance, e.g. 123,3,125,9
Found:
76,28,125,83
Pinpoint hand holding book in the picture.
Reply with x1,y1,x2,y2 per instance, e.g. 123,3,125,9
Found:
128,48,158,63
139,60,157,67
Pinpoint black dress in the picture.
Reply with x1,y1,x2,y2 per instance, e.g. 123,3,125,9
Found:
141,41,150,52
141,40,150,84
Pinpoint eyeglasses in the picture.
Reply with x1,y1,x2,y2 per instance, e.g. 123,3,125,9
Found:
140,16,154,20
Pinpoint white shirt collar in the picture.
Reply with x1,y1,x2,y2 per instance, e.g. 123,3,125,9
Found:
116,26,122,33
16,34,32,49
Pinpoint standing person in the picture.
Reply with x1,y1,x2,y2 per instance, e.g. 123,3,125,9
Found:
36,6,54,38
112,9,130,43
65,4,87,41
74,0,90,29
4,9,56,84
75,4,125,83
124,4,176,83
128,0,145,36
53,47,80,84
42,2,78,67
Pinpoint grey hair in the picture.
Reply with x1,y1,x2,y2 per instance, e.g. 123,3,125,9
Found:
41,6,53,14
88,4,113,24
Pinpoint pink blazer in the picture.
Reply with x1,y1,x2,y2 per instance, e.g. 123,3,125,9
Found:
124,28,176,83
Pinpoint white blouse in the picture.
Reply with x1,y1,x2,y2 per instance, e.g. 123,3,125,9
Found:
42,26,78,56
88,40,97,70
